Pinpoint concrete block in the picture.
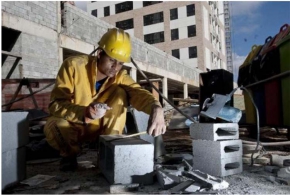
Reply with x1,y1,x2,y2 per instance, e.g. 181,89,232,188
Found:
2,112,29,152
182,170,229,190
190,123,239,141
192,155,243,177
131,108,166,159
193,139,242,159
2,147,26,190
99,135,154,185
126,108,165,159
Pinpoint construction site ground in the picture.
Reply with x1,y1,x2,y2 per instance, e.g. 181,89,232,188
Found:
3,127,290,194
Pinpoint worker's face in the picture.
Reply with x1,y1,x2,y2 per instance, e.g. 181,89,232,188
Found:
97,50,124,77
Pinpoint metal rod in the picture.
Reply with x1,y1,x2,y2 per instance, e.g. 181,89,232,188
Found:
245,70,290,88
131,58,198,123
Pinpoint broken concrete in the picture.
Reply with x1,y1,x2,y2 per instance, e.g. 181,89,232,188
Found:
190,123,239,141
169,180,194,193
182,170,229,190
99,135,154,185
156,169,181,190
184,183,201,192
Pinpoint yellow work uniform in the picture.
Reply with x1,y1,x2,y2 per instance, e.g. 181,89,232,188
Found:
44,55,161,157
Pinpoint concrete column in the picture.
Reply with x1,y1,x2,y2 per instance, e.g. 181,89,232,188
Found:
57,2,63,66
162,77,168,106
183,83,188,99
130,68,137,82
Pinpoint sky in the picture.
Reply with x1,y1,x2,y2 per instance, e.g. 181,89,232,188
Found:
75,1,290,82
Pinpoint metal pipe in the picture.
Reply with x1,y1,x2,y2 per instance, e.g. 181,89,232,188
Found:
242,140,290,146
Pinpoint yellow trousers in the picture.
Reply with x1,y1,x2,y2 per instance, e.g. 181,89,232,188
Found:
44,85,128,157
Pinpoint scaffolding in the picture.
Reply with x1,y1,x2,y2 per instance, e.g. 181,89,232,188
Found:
223,1,233,73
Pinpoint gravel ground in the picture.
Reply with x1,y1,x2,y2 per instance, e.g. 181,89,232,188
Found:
3,128,290,194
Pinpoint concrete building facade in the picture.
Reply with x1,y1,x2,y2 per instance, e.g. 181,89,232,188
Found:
87,1,227,72
2,2,201,111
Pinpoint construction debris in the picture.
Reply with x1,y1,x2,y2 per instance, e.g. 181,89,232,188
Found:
109,183,139,193
182,170,229,190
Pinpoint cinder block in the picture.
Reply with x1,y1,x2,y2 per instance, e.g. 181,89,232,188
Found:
193,139,242,159
2,112,29,153
192,155,243,177
190,123,239,141
99,135,154,185
2,147,26,190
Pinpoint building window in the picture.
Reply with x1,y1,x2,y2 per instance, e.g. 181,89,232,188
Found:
172,49,180,59
171,29,179,40
188,25,196,37
115,1,133,14
170,8,178,20
187,4,195,16
91,9,97,17
144,31,164,44
143,1,162,7
143,12,164,26
189,46,197,58
116,18,134,30
104,6,110,16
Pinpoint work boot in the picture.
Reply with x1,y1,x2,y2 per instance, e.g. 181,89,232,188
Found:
59,156,78,172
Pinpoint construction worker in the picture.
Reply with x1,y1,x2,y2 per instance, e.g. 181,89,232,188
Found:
44,28,166,171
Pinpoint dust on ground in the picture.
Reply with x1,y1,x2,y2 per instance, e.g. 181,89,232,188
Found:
3,128,290,194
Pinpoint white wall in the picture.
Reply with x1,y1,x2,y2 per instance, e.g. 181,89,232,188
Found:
143,23,164,35
203,6,209,41
205,47,211,70
218,1,225,26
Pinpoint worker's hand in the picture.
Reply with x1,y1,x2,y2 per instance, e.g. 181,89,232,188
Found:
84,102,111,123
147,104,166,137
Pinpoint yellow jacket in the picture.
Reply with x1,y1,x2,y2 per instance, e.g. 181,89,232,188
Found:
49,55,161,125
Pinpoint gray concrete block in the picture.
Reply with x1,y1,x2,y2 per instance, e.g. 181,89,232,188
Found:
130,108,166,159
190,123,239,141
99,135,154,185
2,147,26,190
2,112,29,153
192,155,243,177
193,139,242,159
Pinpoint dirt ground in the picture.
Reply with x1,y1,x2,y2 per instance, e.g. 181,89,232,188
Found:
3,128,290,194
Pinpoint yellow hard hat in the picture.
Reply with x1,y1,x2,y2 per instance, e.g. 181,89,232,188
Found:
98,28,131,63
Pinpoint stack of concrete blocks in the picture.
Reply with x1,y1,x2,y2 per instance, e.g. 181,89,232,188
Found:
190,123,243,177
99,135,154,185
2,112,29,190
